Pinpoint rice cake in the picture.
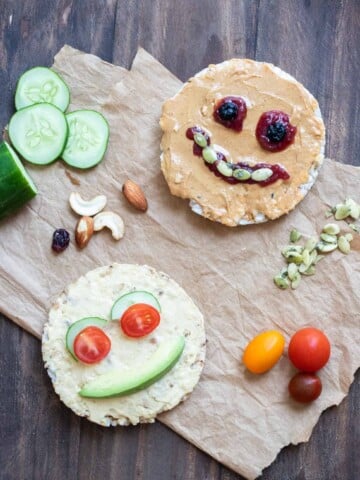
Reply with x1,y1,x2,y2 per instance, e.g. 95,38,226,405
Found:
42,264,206,426
160,59,325,226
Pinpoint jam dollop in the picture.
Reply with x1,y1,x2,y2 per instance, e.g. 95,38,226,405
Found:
186,126,290,187
213,96,247,132
256,110,297,152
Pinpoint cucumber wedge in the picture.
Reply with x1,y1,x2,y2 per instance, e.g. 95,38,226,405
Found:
0,141,37,220
62,110,109,169
80,335,185,398
111,291,161,320
66,317,108,360
8,103,68,165
15,66,70,112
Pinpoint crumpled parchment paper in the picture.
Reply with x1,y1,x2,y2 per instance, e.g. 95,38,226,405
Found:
1,45,359,479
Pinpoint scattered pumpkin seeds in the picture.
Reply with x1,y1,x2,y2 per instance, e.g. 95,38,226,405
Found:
273,275,289,289
287,263,298,280
291,272,301,289
202,146,217,164
316,241,338,253
290,229,302,242
320,233,337,244
305,237,317,252
338,235,351,254
334,204,351,220
345,198,360,220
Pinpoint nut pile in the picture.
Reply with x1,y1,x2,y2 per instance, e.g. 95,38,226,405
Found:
274,197,359,290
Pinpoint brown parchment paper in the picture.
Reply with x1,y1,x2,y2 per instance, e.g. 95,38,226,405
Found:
1,46,359,479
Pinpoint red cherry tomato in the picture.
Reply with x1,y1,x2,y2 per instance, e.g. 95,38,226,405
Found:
73,326,111,364
288,372,322,403
288,327,330,372
121,303,160,337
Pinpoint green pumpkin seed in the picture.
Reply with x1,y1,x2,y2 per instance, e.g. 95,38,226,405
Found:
251,168,273,182
305,237,318,252
291,272,301,289
232,168,251,181
320,233,338,244
313,254,325,264
345,198,360,220
286,253,303,264
325,209,333,218
338,235,351,254
202,147,217,164
302,265,316,276
216,161,233,177
334,204,351,220
194,133,208,148
344,233,354,242
282,245,303,257
322,223,340,235
290,229,302,243
301,249,311,266
280,267,289,278
274,275,289,289
316,241,338,253
349,223,360,233
287,263,298,280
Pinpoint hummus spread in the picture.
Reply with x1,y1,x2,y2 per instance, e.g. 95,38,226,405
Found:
160,59,325,226
42,264,206,426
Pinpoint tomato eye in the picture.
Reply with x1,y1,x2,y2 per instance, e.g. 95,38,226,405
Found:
73,326,111,364
121,303,160,338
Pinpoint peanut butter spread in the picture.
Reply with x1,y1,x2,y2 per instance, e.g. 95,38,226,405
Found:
160,59,325,226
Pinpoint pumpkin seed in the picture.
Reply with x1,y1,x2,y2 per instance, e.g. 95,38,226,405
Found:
282,245,303,257
202,147,217,164
287,263,298,280
305,237,318,252
302,265,316,276
291,272,301,289
274,275,290,289
313,254,325,264
320,233,338,244
232,168,251,181
301,248,311,266
338,235,351,254
280,267,288,278
334,204,351,220
286,253,303,264
299,263,309,273
216,161,233,177
194,133,207,148
316,241,338,253
251,168,273,182
322,223,340,235
325,209,333,218
349,223,360,233
290,229,302,243
345,198,360,220
344,233,354,242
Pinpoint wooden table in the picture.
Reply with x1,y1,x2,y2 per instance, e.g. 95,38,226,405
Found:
0,1,359,479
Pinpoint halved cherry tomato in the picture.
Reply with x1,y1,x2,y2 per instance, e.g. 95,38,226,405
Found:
121,303,160,337
73,326,111,364
288,327,330,372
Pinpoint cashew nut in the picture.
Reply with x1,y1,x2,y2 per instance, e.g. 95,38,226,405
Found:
69,192,107,216
93,211,125,240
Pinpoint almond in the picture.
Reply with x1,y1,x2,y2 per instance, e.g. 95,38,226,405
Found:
75,216,94,249
122,179,148,212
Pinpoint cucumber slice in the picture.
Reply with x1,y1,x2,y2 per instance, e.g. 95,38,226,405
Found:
111,291,161,321
66,317,108,360
15,66,70,112
0,141,37,220
8,103,68,165
62,110,109,169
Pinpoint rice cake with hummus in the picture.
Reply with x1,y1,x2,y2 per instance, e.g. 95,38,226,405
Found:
160,59,325,226
42,264,206,426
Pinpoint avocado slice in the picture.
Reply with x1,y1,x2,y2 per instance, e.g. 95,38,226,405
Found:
79,335,185,398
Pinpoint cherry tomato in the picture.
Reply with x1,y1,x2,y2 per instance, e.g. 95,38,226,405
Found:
121,303,160,337
73,326,111,364
288,327,330,372
288,372,322,403
243,330,285,374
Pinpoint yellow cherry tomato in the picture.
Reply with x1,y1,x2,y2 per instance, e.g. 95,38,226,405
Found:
243,330,285,374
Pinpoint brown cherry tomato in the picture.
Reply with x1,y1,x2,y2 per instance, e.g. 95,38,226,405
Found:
288,372,322,403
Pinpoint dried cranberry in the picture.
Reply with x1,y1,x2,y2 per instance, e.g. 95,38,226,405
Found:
256,110,297,152
52,228,70,253
213,96,247,132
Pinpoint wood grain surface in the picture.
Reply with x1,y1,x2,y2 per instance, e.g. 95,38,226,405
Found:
0,1,359,479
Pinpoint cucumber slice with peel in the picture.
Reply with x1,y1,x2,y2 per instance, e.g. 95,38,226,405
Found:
66,317,108,360
62,110,109,169
8,103,68,165
111,291,161,321
0,141,37,220
15,66,70,112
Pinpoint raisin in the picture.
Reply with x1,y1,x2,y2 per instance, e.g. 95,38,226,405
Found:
52,228,70,253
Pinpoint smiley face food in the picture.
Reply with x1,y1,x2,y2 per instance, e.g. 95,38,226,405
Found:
160,59,325,226
42,264,206,426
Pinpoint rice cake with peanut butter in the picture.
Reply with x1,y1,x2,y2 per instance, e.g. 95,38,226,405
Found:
160,59,325,226
42,264,206,426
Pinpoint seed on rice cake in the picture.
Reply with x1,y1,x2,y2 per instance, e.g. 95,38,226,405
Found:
160,59,325,226
42,264,206,426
